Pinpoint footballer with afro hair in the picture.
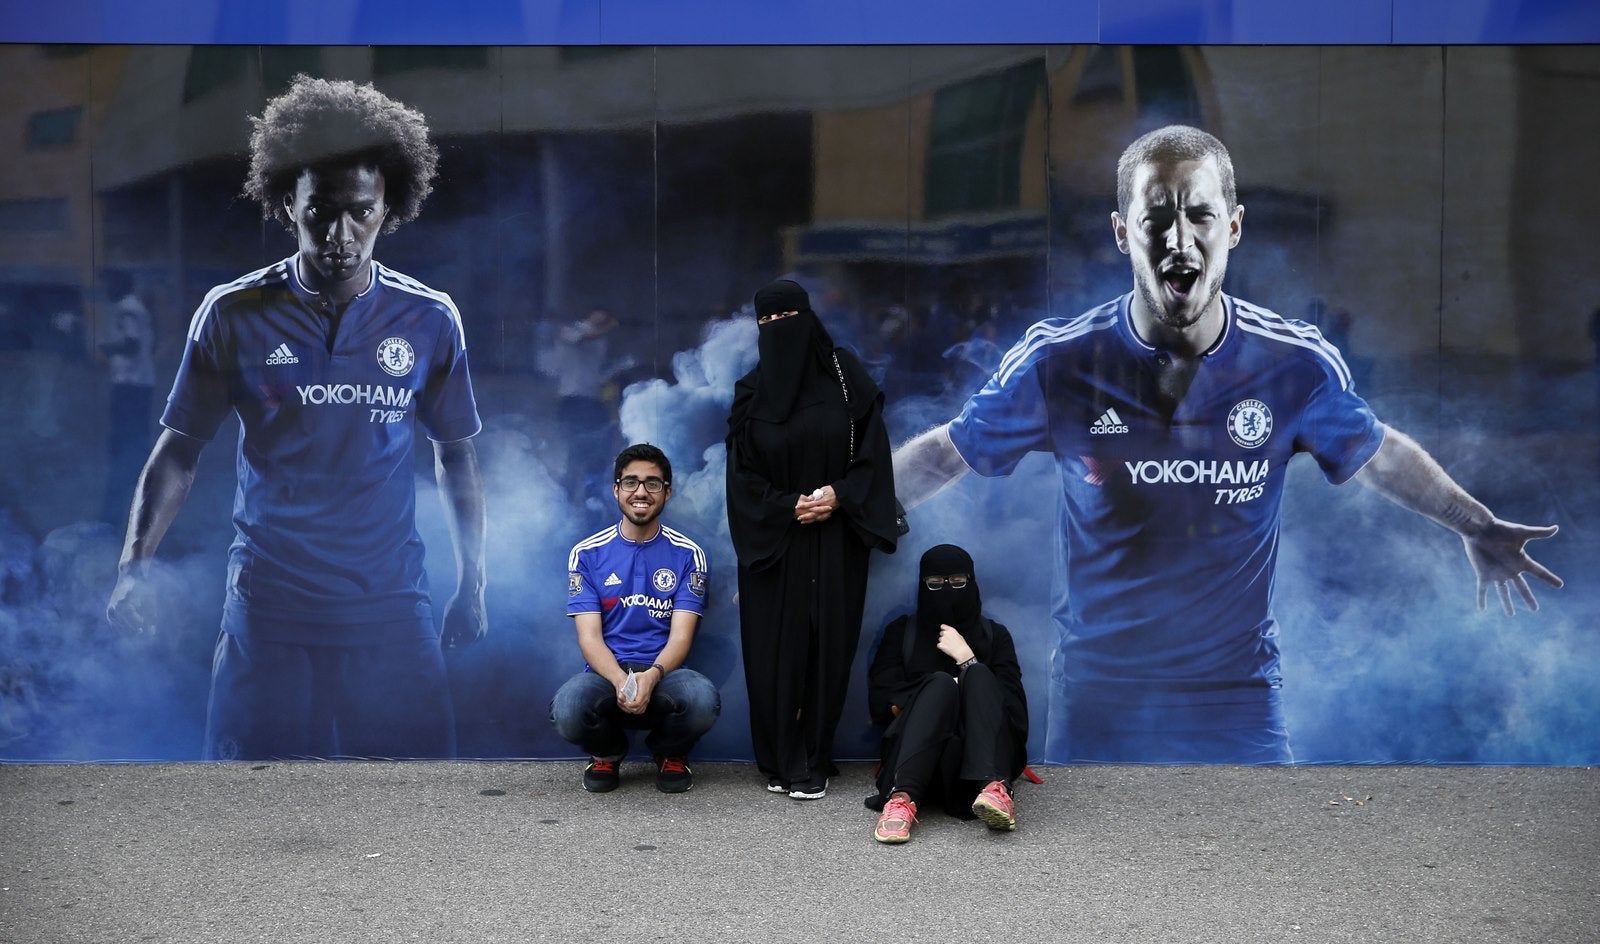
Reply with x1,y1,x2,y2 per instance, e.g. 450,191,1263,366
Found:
244,74,439,235
108,71,487,763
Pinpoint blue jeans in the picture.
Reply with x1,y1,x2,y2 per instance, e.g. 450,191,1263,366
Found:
549,666,720,759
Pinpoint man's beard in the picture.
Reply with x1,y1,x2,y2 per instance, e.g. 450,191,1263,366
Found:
621,502,662,527
1137,262,1226,332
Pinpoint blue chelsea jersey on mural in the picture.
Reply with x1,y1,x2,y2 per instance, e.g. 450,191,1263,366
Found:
162,255,482,632
567,524,709,667
949,293,1384,703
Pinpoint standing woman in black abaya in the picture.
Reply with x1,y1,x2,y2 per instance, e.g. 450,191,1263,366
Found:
726,279,899,800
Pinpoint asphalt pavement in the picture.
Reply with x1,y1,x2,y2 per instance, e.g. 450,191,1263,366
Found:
3,761,1596,943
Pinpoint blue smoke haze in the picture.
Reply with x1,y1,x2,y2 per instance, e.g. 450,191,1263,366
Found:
4,286,1594,764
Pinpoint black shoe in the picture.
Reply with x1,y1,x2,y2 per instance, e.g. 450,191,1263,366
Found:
788,775,828,800
656,755,693,793
583,758,620,793
766,776,789,794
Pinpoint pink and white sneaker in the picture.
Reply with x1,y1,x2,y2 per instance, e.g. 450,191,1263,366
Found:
971,779,1017,831
874,792,918,844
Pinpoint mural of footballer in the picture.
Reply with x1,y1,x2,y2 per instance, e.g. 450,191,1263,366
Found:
893,125,1563,764
105,76,487,760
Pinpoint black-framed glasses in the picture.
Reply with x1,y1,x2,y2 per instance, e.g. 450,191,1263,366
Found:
924,574,970,590
616,476,667,494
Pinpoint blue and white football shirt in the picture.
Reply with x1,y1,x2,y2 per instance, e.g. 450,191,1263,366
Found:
163,255,482,634
949,293,1384,703
567,524,709,667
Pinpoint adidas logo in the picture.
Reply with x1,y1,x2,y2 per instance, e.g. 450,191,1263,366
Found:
265,343,300,365
603,573,622,587
1089,408,1129,435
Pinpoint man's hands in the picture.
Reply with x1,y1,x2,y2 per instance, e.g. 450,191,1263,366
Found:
434,438,486,650
1460,519,1563,615
106,565,157,635
1355,427,1564,618
104,430,204,637
441,585,487,649
615,666,660,715
936,624,976,665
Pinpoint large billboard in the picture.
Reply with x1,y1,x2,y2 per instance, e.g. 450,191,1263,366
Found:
0,40,1594,764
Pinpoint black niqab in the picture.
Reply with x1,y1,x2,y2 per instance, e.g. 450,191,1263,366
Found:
747,280,838,423
908,544,986,677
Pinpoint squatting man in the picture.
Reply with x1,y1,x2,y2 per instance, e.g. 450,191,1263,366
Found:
552,443,719,793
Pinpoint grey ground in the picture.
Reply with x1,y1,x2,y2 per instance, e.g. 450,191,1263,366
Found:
2,762,1596,944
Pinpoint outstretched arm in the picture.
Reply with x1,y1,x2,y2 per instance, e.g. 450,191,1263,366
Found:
106,428,206,634
1355,425,1562,615
892,423,970,510
435,438,487,648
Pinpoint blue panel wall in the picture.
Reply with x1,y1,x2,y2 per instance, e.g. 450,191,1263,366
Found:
3,0,1599,44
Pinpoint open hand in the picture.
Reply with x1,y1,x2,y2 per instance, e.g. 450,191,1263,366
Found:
1461,519,1562,615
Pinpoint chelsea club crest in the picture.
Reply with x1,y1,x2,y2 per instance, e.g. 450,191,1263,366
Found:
377,337,416,377
1226,399,1273,449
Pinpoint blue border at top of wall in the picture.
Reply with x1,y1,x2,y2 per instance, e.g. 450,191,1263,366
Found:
1,0,1597,46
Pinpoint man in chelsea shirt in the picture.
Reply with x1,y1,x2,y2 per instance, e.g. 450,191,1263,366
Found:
553,443,719,793
106,76,487,760
892,125,1562,764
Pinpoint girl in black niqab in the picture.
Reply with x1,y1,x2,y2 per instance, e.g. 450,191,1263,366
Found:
865,544,1029,843
726,279,899,799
